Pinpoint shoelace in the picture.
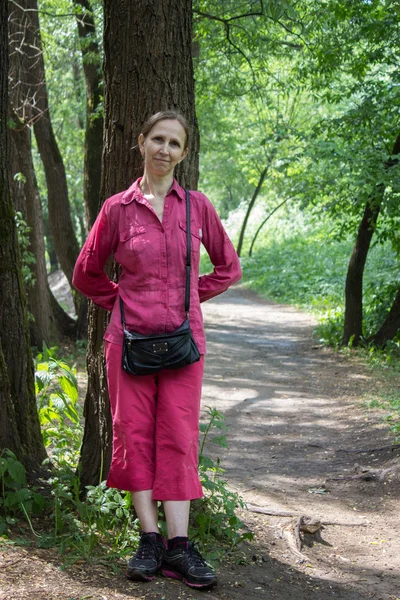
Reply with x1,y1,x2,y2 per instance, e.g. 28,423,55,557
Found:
183,543,208,568
136,536,157,560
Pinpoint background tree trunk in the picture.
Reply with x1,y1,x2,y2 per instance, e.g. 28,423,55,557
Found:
342,132,400,346
74,0,104,232
8,0,81,288
369,287,400,347
342,200,380,346
8,0,87,332
236,167,268,257
79,0,199,488
8,107,77,346
0,0,47,474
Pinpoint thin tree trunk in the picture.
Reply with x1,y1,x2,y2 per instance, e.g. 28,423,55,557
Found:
342,201,380,345
249,197,289,257
236,167,268,257
0,0,47,473
342,132,400,346
79,0,199,488
74,0,104,231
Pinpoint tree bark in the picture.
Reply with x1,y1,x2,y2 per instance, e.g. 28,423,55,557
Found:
236,166,268,257
79,0,199,488
342,200,380,345
74,0,104,231
342,132,400,346
369,287,400,347
0,0,47,474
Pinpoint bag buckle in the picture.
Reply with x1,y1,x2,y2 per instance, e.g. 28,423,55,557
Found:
153,342,169,353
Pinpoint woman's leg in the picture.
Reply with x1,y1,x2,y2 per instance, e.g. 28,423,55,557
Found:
104,341,158,492
163,500,190,538
152,357,205,502
132,490,159,532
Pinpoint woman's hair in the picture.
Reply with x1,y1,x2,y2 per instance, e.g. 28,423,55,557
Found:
140,110,190,148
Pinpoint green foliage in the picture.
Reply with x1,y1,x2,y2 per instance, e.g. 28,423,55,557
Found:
0,450,45,536
191,407,253,562
35,346,82,468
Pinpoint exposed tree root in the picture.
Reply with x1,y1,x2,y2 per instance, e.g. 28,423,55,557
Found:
326,463,398,483
336,443,400,454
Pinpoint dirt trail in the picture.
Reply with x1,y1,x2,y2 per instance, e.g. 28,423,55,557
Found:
1,286,400,600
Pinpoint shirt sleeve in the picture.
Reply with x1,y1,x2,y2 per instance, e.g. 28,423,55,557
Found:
198,194,242,303
72,198,119,311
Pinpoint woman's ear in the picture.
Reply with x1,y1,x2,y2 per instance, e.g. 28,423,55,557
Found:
138,133,145,155
179,147,189,163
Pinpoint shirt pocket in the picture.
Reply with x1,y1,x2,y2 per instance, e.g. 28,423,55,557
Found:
179,221,202,254
120,225,148,255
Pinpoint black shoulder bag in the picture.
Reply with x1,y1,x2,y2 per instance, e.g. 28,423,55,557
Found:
120,189,201,376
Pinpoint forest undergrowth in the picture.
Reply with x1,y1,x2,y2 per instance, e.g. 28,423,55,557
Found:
0,343,252,570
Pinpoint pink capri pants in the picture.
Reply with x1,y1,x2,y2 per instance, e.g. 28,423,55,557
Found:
104,341,204,501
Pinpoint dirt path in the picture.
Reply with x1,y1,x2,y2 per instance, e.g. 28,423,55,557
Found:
1,286,399,600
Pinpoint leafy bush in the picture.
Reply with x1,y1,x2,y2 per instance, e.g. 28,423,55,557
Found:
0,449,45,536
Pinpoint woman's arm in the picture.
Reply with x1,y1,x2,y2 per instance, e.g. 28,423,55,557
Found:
72,199,120,311
198,195,242,303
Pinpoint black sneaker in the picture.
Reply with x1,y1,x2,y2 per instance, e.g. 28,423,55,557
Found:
126,531,165,582
162,542,217,588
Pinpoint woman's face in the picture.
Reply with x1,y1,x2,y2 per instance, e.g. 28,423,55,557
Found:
139,119,188,177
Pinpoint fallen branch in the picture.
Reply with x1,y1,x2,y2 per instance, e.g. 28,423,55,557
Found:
246,504,367,526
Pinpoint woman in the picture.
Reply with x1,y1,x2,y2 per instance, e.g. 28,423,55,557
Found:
73,110,241,589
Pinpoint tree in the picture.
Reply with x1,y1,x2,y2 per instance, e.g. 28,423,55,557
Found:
79,0,199,487
0,0,47,474
8,0,88,335
8,2,78,345
73,0,103,231
293,0,400,345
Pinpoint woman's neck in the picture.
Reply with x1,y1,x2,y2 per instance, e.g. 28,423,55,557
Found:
140,172,174,199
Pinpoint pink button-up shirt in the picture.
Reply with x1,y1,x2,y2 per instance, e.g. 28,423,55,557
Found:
72,178,242,353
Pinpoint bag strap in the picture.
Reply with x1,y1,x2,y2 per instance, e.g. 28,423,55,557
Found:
120,188,191,326
185,188,191,315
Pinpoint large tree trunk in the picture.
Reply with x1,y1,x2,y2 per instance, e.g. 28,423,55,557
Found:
0,0,47,475
79,0,199,488
74,0,104,232
342,132,400,346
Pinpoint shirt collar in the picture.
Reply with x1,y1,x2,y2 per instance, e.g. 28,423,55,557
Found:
121,177,186,204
